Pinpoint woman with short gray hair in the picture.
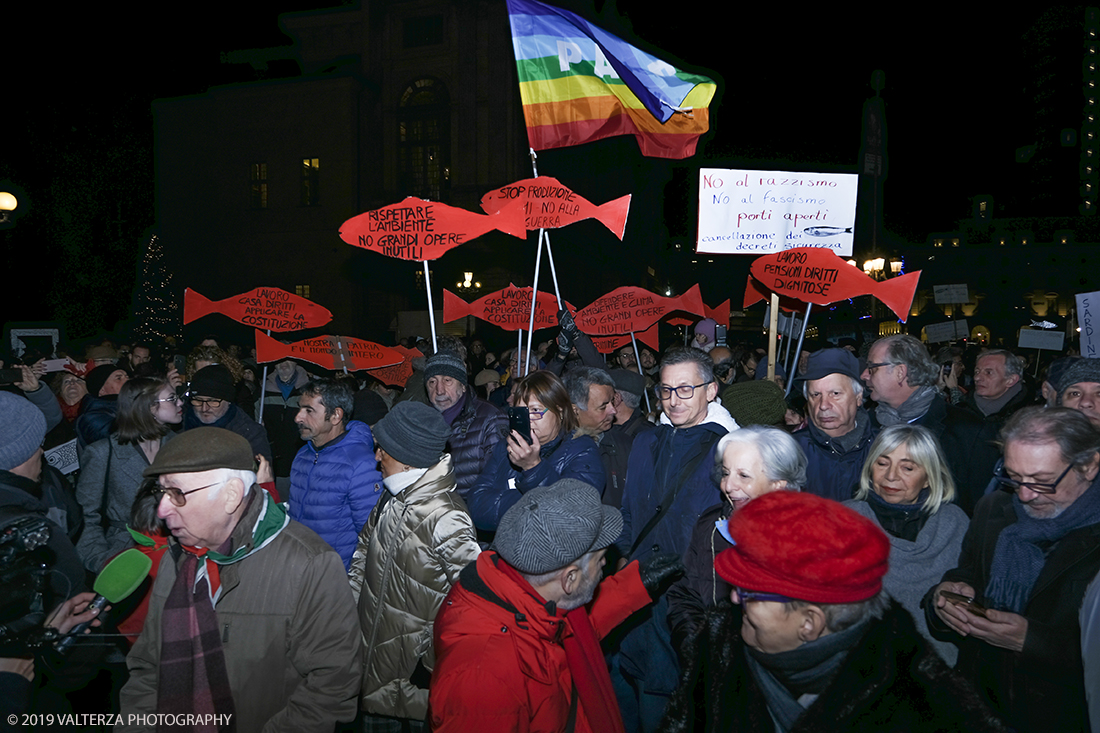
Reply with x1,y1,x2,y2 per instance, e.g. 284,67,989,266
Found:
667,425,807,656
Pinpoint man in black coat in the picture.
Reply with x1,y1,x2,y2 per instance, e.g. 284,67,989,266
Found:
564,366,633,508
423,350,507,497
927,407,1100,733
862,334,999,515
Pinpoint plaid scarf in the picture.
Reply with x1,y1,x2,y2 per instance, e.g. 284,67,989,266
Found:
155,491,288,733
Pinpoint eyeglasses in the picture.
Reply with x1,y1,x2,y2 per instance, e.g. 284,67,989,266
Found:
993,463,1075,495
735,587,795,604
865,361,899,373
153,480,222,507
655,382,713,401
527,407,550,420
156,394,180,404
191,397,224,410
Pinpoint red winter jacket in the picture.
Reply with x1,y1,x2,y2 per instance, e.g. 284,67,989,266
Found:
430,552,650,733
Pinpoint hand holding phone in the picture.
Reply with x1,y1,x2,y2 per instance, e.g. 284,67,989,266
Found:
940,590,990,619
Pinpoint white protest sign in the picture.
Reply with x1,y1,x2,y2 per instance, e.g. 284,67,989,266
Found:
1018,329,1065,351
697,169,858,256
1077,290,1100,358
45,438,79,476
763,306,804,338
933,284,969,305
925,320,969,343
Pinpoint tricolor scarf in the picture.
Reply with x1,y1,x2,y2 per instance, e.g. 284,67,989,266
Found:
156,491,288,733
497,560,626,733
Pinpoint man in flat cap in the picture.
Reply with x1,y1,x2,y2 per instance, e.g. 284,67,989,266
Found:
610,368,654,439
118,427,362,733
429,479,681,733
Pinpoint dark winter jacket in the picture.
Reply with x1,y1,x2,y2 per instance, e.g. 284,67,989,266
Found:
446,389,507,497
289,420,384,570
666,502,733,657
465,429,604,531
75,394,118,459
183,403,273,463
596,424,635,509
261,366,310,477
924,488,1100,733
662,601,1008,733
792,411,877,503
614,418,728,695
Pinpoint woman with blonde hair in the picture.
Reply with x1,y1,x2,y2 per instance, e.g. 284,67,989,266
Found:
845,423,969,663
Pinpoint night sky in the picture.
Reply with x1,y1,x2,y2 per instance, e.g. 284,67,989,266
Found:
2,1,1041,342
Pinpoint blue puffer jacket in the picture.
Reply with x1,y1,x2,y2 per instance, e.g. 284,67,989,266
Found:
289,420,383,570
465,429,604,530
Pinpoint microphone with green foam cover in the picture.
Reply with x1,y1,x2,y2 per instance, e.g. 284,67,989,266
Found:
54,548,153,653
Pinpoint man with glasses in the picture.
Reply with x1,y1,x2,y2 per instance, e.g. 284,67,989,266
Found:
792,348,877,503
927,406,1100,733
861,335,994,514
184,363,272,463
612,347,739,733
118,427,362,731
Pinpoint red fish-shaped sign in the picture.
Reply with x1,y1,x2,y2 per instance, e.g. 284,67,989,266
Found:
339,197,526,261
480,177,631,240
443,284,574,332
744,248,920,321
668,299,730,328
184,287,333,332
255,331,404,372
591,323,660,355
363,345,422,389
573,284,705,337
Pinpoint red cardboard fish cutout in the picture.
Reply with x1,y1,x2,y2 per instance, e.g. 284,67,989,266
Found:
339,197,526,261
185,287,333,332
668,299,730,328
591,323,660,355
363,345,422,388
573,284,705,337
744,248,920,321
255,331,404,372
444,284,573,332
480,177,631,240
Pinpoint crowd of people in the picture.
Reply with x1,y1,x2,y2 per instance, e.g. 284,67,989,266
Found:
1,318,1098,732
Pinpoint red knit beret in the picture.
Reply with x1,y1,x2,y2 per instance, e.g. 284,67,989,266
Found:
714,491,890,604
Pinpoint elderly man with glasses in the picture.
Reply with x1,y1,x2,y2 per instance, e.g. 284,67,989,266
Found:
926,406,1100,733
611,346,739,733
117,427,362,733
792,348,878,503
184,364,272,464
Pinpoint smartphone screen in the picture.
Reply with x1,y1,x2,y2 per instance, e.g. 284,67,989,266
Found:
507,407,532,445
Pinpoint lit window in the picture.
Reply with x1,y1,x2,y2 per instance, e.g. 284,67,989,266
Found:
295,285,311,299
951,239,959,247
933,239,943,248
300,158,320,206
250,163,268,209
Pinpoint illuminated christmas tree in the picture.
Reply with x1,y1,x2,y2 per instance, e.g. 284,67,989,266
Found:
133,234,180,342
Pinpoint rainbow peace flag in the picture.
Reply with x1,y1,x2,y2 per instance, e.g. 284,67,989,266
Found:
506,0,717,160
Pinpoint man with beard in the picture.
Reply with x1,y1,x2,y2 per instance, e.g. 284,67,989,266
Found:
184,364,271,462
927,407,1100,733
430,479,680,733
289,378,383,570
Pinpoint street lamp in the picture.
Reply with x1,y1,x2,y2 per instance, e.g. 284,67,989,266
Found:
455,271,481,294
0,192,17,223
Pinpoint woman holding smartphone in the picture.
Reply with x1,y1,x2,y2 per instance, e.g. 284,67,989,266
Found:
465,371,604,532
